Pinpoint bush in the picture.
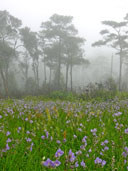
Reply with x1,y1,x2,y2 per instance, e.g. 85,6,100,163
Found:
49,91,76,101
78,78,117,101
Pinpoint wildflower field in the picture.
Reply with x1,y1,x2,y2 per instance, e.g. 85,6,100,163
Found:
0,97,128,170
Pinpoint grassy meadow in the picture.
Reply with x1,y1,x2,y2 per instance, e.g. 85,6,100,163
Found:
0,96,128,170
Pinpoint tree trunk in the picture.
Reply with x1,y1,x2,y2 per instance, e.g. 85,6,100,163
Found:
119,49,123,91
70,64,73,91
44,57,47,85
25,64,28,91
36,60,39,90
49,68,52,85
49,67,52,92
0,69,8,97
57,36,61,90
65,64,69,91
5,65,9,95
111,54,113,78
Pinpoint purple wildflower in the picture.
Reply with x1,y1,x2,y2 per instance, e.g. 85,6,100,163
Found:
55,148,64,158
6,143,10,150
63,138,66,142
43,159,61,168
101,142,105,146
82,136,87,143
26,131,30,134
26,138,32,142
80,123,83,127
76,150,82,155
43,158,55,168
125,128,128,134
125,147,128,153
88,149,92,153
102,160,106,166
30,120,33,123
54,160,61,167
80,145,85,150
81,160,86,168
73,135,77,138
95,157,102,164
91,128,97,133
100,152,103,156
6,138,11,143
104,139,109,143
56,140,61,144
30,142,34,151
68,149,76,162
78,128,82,132
6,131,11,136
91,128,97,135
18,127,21,130
41,135,45,139
86,154,89,157
66,120,70,124
75,161,79,167
2,149,6,153
104,146,109,151
25,118,28,121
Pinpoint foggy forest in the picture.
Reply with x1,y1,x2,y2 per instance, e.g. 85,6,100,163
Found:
1,1,128,170
1,10,128,98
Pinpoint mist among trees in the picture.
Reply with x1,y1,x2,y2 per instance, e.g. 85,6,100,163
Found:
1,10,128,97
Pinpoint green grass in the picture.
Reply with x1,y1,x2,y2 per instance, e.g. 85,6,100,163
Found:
0,97,128,170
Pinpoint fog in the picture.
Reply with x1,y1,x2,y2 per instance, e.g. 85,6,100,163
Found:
1,0,128,57
0,0,128,97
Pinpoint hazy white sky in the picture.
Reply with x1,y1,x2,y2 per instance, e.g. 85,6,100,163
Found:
1,0,128,57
